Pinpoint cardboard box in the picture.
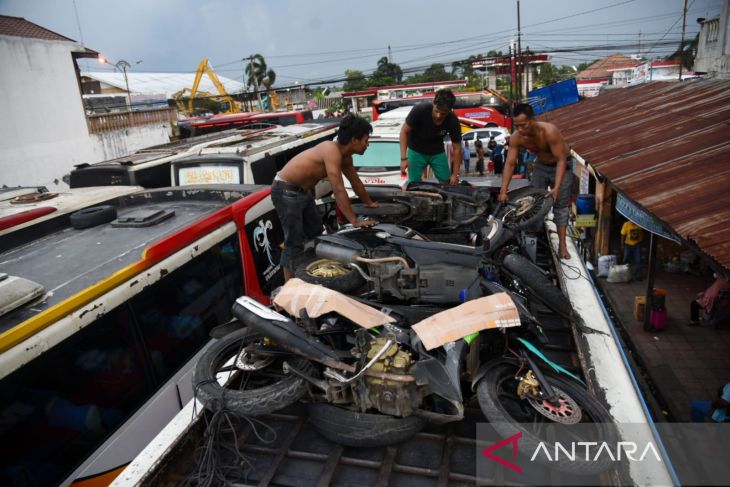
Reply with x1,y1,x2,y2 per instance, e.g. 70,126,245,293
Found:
634,295,647,321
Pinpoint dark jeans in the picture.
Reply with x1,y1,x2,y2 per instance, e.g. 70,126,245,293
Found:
271,186,323,273
531,157,574,227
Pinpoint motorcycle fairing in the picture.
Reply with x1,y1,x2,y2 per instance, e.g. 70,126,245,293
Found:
410,335,466,404
272,278,395,329
517,337,584,384
412,293,520,351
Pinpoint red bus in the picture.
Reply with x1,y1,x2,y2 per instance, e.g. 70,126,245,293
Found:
371,92,511,129
182,110,314,137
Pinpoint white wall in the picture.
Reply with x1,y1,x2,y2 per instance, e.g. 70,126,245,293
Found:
694,0,730,77
0,35,171,190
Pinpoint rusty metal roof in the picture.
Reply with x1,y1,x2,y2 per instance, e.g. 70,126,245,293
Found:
544,79,730,272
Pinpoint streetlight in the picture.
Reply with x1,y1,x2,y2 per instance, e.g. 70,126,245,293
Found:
98,55,142,109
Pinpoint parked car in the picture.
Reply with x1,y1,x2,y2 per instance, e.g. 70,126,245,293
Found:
346,106,413,187
462,127,510,152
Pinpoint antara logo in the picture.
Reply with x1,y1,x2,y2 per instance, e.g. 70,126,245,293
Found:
481,432,662,473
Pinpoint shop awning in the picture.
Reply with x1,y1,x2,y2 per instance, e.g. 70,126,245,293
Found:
545,79,730,273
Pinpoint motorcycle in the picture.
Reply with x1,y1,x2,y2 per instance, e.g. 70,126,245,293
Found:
350,182,553,241
193,278,616,474
294,220,573,318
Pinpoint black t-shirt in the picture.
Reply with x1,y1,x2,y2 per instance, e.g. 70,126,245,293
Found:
405,102,462,155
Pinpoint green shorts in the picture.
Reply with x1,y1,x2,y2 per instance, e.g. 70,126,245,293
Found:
407,148,451,182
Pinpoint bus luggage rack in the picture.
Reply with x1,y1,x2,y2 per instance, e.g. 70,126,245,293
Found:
162,403,529,487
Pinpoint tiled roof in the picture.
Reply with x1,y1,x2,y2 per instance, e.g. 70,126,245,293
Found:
0,15,76,42
545,79,730,272
577,54,638,80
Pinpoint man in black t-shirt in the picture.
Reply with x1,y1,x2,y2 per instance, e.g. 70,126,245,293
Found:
399,89,462,184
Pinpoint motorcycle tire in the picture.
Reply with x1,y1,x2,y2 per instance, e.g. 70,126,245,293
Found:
308,403,426,447
502,253,573,318
295,257,365,293
476,362,617,475
498,187,552,231
194,327,313,417
352,202,410,217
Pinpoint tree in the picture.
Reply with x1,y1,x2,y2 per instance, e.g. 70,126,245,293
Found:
421,63,452,82
343,69,368,92
367,56,404,87
245,53,276,111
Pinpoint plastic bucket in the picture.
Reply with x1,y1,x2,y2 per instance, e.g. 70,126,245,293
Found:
576,194,595,214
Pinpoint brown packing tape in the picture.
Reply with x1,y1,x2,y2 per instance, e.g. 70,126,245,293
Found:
272,278,395,329
412,293,521,351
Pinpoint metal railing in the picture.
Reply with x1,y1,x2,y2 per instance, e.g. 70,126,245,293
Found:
86,108,176,134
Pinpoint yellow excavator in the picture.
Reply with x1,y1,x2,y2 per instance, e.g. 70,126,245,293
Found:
172,59,240,117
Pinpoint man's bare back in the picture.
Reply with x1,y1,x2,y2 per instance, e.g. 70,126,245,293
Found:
278,141,344,189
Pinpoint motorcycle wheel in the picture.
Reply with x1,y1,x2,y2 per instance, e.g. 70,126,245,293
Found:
352,202,410,217
476,363,617,475
502,253,573,318
308,403,426,447
498,187,552,231
194,327,313,416
295,257,365,293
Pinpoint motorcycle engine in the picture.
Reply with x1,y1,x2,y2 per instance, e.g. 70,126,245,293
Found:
351,335,421,417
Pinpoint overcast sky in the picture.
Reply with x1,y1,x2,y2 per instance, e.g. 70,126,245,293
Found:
1,0,723,87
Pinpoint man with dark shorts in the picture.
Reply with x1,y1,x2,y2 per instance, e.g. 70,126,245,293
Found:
272,115,379,280
498,103,574,259
399,89,462,185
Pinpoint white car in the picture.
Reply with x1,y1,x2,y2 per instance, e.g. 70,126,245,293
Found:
462,127,510,151
346,106,413,188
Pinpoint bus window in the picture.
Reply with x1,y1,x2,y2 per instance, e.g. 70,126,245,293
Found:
131,236,244,381
0,305,151,487
0,236,244,486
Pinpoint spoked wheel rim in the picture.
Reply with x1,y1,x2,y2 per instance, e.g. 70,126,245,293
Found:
305,258,353,279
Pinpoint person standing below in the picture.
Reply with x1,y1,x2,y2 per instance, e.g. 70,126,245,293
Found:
462,140,471,175
491,138,505,175
498,103,574,259
272,115,379,280
400,89,462,185
620,219,644,281
475,139,485,176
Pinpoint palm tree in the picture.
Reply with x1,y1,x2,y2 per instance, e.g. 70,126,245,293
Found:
245,54,276,111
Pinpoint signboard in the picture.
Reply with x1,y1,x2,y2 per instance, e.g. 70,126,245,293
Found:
615,193,680,243
178,166,241,186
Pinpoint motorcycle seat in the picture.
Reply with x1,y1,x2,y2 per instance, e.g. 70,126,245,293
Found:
388,236,483,267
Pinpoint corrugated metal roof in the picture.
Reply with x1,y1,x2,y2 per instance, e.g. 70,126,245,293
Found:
545,79,730,272
81,71,246,98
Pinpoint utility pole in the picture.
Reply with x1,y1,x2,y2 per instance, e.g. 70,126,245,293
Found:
516,0,523,101
679,0,688,80
388,45,392,63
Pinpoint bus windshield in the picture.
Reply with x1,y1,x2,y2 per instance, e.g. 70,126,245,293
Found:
353,141,400,170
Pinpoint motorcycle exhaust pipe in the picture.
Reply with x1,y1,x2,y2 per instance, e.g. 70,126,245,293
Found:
316,242,411,268
232,297,342,367
315,242,360,264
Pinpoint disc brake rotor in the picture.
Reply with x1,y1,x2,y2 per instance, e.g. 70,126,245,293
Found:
526,385,583,424
307,259,351,278
235,348,274,371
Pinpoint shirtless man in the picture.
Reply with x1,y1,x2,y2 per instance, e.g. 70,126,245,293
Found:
498,103,574,259
272,114,379,280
